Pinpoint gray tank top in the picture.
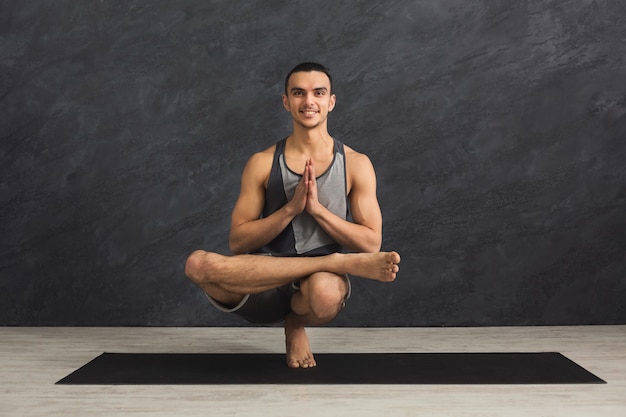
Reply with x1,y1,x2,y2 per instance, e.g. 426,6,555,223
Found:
259,137,348,256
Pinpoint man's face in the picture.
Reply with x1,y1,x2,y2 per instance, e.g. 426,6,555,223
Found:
282,71,336,130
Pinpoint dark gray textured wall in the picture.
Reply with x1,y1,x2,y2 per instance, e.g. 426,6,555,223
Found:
1,0,624,326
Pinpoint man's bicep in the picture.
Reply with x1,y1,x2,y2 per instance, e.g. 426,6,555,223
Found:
231,188,264,227
350,188,382,232
348,158,383,232
230,156,267,227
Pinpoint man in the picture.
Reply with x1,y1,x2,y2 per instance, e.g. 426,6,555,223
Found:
185,62,400,369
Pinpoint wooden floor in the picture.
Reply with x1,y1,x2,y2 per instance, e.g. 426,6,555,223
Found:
1,326,625,417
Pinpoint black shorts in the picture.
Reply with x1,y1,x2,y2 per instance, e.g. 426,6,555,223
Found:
207,276,352,324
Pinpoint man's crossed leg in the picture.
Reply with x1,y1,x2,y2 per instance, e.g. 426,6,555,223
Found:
184,250,401,368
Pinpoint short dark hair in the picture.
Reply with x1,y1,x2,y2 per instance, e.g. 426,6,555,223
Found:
284,62,333,94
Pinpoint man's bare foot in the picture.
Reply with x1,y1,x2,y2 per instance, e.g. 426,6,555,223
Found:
338,251,401,282
285,315,316,368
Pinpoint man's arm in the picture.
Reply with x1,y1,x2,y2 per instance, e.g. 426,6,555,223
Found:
228,151,307,254
307,151,383,253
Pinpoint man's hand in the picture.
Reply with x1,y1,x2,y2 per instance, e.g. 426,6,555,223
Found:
304,159,323,216
286,159,323,217
286,160,311,216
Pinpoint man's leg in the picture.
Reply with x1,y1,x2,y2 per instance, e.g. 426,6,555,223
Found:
184,250,399,367
184,250,400,306
284,272,349,368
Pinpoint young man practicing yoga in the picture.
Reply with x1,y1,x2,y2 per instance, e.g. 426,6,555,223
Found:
185,62,401,368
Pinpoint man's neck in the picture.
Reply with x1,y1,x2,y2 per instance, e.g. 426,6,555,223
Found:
288,125,333,155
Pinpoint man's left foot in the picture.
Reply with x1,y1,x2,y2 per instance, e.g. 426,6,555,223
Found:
285,316,316,368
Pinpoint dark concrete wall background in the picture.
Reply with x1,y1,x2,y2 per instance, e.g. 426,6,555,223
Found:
1,0,624,326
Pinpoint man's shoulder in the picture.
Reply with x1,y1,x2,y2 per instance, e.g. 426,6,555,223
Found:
248,143,276,163
343,144,376,192
343,143,372,166
242,144,276,183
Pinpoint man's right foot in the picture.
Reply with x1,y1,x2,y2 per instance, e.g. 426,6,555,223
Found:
336,251,401,282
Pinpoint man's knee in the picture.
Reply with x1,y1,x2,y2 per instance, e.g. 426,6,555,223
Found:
185,250,245,307
184,250,204,280
306,273,347,321
184,250,221,285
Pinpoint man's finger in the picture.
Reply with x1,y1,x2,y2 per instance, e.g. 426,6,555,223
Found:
308,159,316,183
304,160,310,182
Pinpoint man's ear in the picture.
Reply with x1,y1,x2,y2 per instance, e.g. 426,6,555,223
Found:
329,94,337,112
282,94,290,111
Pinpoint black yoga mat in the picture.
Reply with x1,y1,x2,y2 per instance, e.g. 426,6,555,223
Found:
57,352,605,385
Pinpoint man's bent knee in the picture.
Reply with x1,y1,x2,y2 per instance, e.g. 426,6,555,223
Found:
184,250,207,281
185,250,225,286
306,273,348,321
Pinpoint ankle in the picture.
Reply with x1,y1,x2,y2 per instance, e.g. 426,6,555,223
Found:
327,252,346,274
284,313,304,333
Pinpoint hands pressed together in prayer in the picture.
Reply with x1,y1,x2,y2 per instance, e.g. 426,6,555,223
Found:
290,159,323,217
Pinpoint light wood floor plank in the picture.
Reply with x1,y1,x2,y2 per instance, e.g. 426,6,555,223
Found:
1,326,624,416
